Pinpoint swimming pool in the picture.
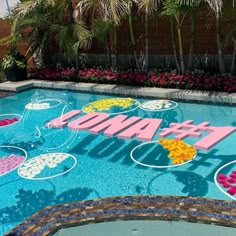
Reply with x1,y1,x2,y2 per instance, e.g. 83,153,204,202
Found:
0,88,235,235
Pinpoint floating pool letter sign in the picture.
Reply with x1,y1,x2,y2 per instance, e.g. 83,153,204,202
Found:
46,110,236,150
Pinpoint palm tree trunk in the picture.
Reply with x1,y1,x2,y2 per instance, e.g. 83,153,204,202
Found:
230,38,236,75
5,0,10,14
75,49,80,69
113,25,118,69
216,11,225,74
128,13,140,70
67,0,74,23
106,34,112,67
188,12,196,70
170,17,180,73
144,10,149,72
177,25,185,74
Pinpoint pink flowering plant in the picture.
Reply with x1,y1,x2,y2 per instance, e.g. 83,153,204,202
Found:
28,67,236,93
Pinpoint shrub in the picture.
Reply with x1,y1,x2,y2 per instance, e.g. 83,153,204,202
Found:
28,67,236,93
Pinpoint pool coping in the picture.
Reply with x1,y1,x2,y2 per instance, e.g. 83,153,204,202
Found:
5,195,236,236
1,80,236,104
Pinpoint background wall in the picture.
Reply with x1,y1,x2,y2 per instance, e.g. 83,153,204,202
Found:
0,9,233,70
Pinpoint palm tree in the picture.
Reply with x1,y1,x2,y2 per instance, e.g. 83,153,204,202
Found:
138,0,162,72
185,1,201,70
215,9,225,74
2,0,91,67
162,0,189,73
5,0,11,14
127,1,140,70
177,0,225,74
223,0,236,75
76,0,129,68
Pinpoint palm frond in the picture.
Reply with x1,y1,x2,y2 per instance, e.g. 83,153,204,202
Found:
138,0,162,14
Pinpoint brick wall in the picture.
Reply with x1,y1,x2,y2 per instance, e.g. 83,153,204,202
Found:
0,19,27,57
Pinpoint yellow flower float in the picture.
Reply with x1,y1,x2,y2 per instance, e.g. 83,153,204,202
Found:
83,98,140,114
158,139,197,165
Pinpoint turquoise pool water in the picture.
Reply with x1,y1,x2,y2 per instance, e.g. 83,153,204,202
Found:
0,88,236,235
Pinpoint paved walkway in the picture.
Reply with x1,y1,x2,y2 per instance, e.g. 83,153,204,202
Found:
1,80,236,104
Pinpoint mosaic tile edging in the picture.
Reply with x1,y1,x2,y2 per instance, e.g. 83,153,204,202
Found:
5,195,236,236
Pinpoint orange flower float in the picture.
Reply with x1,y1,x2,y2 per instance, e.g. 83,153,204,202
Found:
158,139,197,165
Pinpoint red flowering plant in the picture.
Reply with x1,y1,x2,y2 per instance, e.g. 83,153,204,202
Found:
28,67,236,93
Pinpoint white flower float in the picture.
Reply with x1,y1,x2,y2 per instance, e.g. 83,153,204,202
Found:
18,153,77,180
25,99,62,110
25,102,50,110
140,100,178,111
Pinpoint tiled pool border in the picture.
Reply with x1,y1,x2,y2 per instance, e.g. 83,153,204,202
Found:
1,80,236,235
5,195,236,236
1,80,236,105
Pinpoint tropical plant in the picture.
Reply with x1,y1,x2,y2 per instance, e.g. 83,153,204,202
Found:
76,0,129,68
2,47,26,70
1,0,92,68
91,19,114,66
215,9,225,74
138,0,162,72
161,0,190,73
127,1,140,70
177,0,225,74
223,0,236,75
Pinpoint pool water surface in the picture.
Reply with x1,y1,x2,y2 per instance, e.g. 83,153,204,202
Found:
0,88,235,235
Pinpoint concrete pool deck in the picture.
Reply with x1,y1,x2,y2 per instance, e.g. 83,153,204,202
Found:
1,80,236,104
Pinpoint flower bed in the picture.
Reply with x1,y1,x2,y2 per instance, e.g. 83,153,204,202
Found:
28,68,236,93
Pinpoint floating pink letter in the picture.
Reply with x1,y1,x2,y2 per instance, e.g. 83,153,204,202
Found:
89,115,141,136
158,120,236,150
118,118,162,141
194,126,236,150
46,110,82,128
68,112,109,130
159,120,210,139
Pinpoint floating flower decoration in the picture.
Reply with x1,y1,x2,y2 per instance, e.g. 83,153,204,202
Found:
140,100,178,111
0,154,25,176
25,102,51,110
217,170,236,196
83,98,140,114
0,117,18,127
158,139,196,165
18,153,74,179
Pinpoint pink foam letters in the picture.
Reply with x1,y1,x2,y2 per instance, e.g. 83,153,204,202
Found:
89,115,141,136
194,126,236,150
46,110,236,150
46,110,82,128
68,112,109,130
118,118,162,141
159,120,236,150
159,120,210,139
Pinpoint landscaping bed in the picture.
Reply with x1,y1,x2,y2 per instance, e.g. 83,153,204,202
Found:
29,68,236,93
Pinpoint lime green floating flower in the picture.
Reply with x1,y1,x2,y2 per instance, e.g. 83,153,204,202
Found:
83,98,139,113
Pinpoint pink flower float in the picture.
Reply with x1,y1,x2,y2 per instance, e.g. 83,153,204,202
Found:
0,117,18,127
0,146,27,176
0,154,25,176
214,161,236,200
217,171,236,196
